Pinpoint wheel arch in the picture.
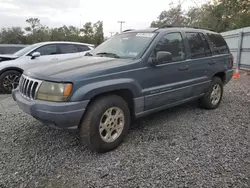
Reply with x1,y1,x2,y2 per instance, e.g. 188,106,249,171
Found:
0,67,23,76
213,72,226,84
70,79,142,120
88,89,135,118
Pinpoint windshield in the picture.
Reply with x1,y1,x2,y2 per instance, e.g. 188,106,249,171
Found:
13,43,40,57
90,32,156,59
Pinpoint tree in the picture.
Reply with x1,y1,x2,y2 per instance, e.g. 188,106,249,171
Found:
24,18,51,43
186,7,202,26
93,21,104,45
151,1,250,32
217,0,250,30
25,18,41,34
151,3,188,28
81,22,94,43
0,27,25,44
50,25,82,42
0,18,106,45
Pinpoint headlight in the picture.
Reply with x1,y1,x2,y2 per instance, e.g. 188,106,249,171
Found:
36,81,73,102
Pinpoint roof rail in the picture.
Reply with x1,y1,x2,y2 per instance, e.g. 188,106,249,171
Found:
155,24,215,31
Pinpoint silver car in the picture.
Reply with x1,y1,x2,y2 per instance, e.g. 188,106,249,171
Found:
0,41,94,93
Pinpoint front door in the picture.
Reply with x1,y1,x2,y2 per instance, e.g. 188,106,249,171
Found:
141,32,191,111
26,44,59,64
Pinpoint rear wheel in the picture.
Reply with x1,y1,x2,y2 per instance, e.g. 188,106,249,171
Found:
199,77,223,109
0,70,21,94
79,95,130,153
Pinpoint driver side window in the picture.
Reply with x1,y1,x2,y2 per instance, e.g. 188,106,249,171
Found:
153,32,186,62
31,44,58,56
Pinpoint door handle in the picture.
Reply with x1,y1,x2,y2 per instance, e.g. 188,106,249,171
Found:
208,61,215,65
179,65,189,71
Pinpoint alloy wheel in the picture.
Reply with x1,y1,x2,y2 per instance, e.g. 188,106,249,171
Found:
2,74,20,92
99,107,125,143
210,84,221,105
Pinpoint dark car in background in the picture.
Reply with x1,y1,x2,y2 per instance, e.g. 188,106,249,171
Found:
0,44,28,55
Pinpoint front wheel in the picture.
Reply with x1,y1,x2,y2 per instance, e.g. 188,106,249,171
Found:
199,77,223,109
0,70,21,94
79,95,130,153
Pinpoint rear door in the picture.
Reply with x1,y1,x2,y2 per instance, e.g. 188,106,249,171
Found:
58,43,80,60
206,33,231,77
182,31,213,97
77,44,92,57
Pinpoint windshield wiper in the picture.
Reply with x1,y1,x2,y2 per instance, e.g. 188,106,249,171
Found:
96,52,120,58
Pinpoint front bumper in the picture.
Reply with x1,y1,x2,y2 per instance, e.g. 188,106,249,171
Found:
12,89,89,131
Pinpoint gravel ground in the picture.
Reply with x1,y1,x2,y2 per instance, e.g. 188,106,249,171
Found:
1,73,250,188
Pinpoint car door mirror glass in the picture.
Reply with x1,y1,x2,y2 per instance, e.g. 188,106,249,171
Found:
155,51,172,65
31,52,41,59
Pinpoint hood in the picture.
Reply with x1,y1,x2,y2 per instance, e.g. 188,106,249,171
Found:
25,56,133,80
0,56,51,71
0,54,19,62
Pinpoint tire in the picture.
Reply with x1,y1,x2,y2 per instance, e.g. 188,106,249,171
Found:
79,95,131,153
199,76,223,109
0,70,22,94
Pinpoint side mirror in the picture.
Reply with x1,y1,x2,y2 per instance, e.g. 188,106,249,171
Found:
155,51,172,65
148,51,173,66
31,52,41,59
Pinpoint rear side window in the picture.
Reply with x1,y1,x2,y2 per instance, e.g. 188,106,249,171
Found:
186,32,206,59
59,44,78,54
207,33,229,55
199,33,212,56
78,45,90,52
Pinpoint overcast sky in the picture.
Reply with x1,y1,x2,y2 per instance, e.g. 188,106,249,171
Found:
0,0,208,37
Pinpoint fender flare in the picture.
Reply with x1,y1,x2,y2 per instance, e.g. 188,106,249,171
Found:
70,78,142,101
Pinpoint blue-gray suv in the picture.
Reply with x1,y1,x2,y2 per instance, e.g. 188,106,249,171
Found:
13,26,234,153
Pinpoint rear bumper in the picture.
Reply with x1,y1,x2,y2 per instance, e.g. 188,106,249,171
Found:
225,70,234,85
12,89,89,131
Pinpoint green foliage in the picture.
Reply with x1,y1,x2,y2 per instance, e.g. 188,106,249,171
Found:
93,21,104,45
151,4,188,28
0,18,104,45
151,1,250,32
0,27,25,44
81,22,94,44
50,25,81,42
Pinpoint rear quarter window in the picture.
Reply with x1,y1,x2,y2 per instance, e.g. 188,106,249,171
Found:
59,44,78,54
78,45,90,52
207,33,229,55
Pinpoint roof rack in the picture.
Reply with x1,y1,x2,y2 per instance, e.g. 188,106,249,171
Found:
155,25,215,32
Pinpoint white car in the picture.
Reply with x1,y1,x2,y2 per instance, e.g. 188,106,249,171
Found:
0,41,94,93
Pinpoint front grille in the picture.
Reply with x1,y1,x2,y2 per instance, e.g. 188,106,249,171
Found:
19,75,42,100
